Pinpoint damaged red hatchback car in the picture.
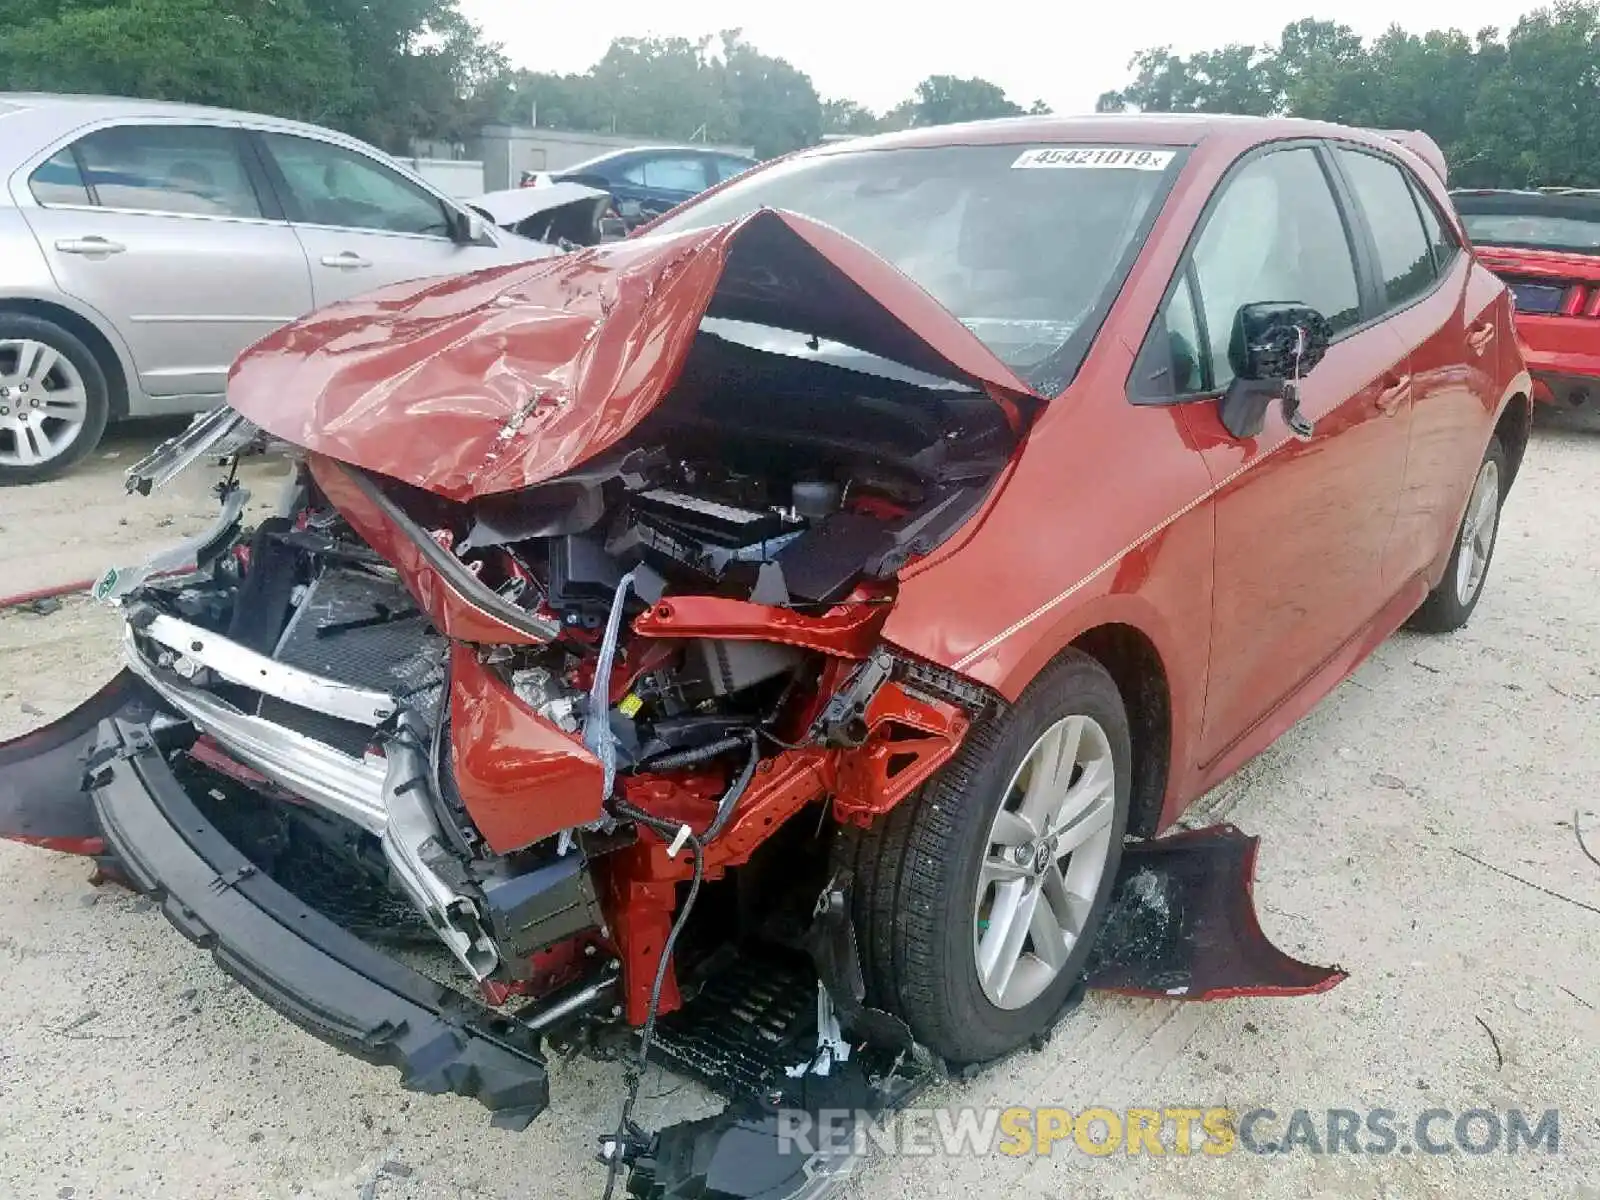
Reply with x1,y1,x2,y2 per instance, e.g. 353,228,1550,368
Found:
2,116,1531,1191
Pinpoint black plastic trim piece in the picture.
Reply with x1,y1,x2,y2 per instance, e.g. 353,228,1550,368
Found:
90,720,550,1128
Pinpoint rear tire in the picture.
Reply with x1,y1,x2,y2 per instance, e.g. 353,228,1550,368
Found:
835,650,1131,1064
0,313,110,485
1407,435,1508,634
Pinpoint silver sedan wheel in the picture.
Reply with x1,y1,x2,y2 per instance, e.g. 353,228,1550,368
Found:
973,714,1117,1010
0,339,90,470
1454,458,1501,607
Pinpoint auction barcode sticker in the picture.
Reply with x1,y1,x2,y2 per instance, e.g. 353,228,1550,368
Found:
1012,147,1176,171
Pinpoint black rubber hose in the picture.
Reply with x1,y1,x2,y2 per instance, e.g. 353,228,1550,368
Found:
638,733,750,773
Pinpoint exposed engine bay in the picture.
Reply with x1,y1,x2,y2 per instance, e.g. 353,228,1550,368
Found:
110,324,1014,1028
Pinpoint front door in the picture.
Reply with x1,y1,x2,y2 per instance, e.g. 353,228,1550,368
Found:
250,131,526,308
1155,143,1414,765
19,122,312,399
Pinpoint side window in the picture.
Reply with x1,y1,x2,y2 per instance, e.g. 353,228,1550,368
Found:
714,156,756,183
29,148,91,206
623,156,712,192
259,133,450,237
1188,147,1362,391
1337,149,1436,309
1409,178,1461,274
70,125,263,218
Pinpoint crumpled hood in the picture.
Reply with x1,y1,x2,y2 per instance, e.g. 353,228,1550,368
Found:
226,209,1044,502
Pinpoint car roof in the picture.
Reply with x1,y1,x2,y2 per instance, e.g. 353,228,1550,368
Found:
802,113,1430,159
0,91,391,156
563,145,754,169
1,91,288,124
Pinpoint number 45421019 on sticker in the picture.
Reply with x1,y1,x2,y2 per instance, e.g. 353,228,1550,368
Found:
1012,146,1176,170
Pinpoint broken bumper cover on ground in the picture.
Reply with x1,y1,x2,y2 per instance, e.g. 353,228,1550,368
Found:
86,717,552,1129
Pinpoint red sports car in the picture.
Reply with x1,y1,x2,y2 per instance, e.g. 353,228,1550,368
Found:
1454,187,1600,412
2,116,1530,1193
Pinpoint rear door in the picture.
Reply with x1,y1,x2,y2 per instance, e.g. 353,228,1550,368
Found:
1135,142,1413,765
250,130,528,308
19,122,312,400
1327,144,1482,587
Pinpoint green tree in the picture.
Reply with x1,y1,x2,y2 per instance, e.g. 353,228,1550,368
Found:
1097,43,1275,114
717,31,822,158
1465,2,1600,186
0,0,357,125
1099,3,1600,186
821,98,879,135
910,75,1024,125
583,36,736,143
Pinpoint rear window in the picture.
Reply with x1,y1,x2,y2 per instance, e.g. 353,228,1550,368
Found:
647,142,1185,392
1455,192,1600,255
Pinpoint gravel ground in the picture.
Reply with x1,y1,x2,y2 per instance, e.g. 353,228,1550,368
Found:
1,414,1597,1200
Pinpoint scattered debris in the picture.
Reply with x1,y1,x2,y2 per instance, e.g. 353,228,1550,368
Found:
1473,1014,1503,1071
356,1153,413,1200
18,597,62,616
1371,772,1408,791
19,700,44,717
1449,847,1600,916
1411,658,1442,674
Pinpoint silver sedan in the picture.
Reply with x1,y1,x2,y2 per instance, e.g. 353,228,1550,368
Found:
0,92,558,484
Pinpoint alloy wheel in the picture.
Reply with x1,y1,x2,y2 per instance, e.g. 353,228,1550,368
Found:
0,339,91,470
973,714,1118,1010
1454,457,1501,607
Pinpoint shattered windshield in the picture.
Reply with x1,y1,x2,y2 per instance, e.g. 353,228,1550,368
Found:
648,142,1185,392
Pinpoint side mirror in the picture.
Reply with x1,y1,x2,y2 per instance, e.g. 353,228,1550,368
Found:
1218,302,1332,441
449,207,492,246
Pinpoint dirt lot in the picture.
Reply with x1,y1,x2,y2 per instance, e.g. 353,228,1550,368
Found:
1,415,1597,1199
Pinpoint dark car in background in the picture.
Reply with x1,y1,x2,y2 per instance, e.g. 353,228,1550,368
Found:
1454,187,1600,412
520,144,759,227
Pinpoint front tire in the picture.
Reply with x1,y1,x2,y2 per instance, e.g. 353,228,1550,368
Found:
836,651,1132,1064
0,314,110,486
1407,435,1508,633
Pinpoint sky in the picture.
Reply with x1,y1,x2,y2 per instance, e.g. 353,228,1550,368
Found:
459,0,1549,115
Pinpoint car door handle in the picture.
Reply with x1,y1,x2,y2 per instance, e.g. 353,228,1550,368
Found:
55,236,126,257
1467,322,1496,354
320,252,372,270
1375,374,1411,415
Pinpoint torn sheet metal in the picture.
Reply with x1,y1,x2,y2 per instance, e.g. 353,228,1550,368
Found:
92,484,249,603
223,209,1044,502
123,405,259,495
1084,823,1348,999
